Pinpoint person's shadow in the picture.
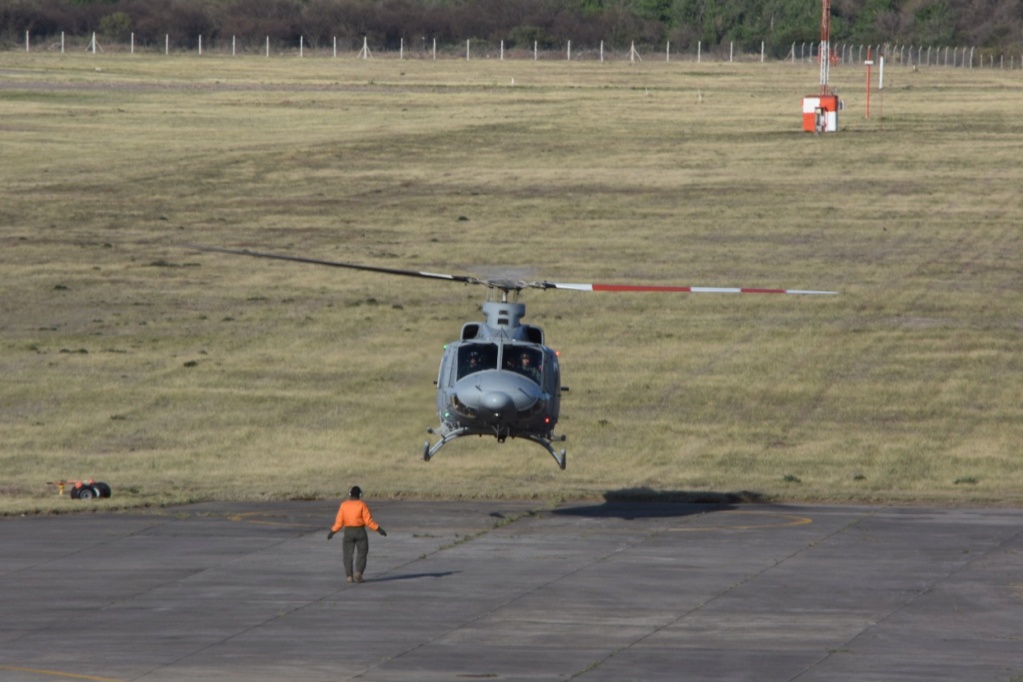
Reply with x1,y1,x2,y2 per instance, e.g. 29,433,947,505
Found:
553,487,769,520
367,571,461,583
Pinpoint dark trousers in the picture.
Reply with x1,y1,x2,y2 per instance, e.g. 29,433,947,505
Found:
342,526,369,577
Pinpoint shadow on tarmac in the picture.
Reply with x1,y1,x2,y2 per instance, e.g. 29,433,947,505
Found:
553,487,769,520
367,571,461,583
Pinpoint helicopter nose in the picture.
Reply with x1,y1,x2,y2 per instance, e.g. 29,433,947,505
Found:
480,391,514,416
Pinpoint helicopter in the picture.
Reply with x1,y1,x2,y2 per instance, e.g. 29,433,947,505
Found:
189,245,837,470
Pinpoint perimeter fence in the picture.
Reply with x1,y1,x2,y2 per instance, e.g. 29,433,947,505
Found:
9,31,1023,70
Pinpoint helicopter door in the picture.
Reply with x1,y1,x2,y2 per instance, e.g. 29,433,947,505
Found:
544,350,559,393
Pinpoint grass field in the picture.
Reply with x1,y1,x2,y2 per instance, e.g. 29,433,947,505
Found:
2,52,1022,514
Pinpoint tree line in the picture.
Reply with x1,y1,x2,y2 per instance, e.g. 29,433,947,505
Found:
1,0,1020,57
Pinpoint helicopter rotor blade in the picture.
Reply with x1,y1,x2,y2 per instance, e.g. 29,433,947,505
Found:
186,245,482,286
535,282,838,295
186,246,836,296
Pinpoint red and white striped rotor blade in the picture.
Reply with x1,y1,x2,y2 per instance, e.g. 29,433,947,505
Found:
543,282,838,295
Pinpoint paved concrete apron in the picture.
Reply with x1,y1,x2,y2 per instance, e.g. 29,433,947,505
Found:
1,501,1021,681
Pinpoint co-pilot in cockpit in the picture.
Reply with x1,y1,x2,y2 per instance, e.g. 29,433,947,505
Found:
513,349,542,384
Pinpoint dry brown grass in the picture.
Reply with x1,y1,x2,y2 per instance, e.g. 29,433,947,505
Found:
2,52,1022,513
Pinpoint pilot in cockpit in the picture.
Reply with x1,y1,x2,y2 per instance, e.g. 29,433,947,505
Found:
517,352,541,383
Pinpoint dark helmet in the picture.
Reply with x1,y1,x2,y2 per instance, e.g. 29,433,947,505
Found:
350,486,362,499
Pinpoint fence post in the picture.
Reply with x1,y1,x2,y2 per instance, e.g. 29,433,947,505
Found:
567,40,571,61
166,34,169,55
500,40,504,61
600,40,604,62
666,41,670,63
198,34,202,56
730,41,733,62
266,36,270,58
761,41,765,63
534,41,537,61
61,31,65,54
25,30,29,52
791,42,795,63
698,41,701,63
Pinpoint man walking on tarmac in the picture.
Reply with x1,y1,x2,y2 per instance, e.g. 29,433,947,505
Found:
327,486,387,583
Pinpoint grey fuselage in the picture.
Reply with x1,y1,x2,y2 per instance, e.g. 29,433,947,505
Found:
433,301,562,442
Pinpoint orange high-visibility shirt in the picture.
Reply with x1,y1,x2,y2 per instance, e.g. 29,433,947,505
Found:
331,499,379,533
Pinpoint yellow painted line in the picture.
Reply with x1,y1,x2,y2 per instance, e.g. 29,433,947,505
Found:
0,665,127,682
669,510,813,532
135,509,318,528
226,511,318,528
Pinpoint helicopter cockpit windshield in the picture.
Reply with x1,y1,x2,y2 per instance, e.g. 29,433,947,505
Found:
458,343,498,379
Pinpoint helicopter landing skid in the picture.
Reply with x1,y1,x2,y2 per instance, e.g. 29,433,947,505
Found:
423,427,470,463
424,427,567,470
524,434,567,470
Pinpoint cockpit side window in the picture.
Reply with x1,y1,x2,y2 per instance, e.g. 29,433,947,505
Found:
505,346,543,384
457,343,498,379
